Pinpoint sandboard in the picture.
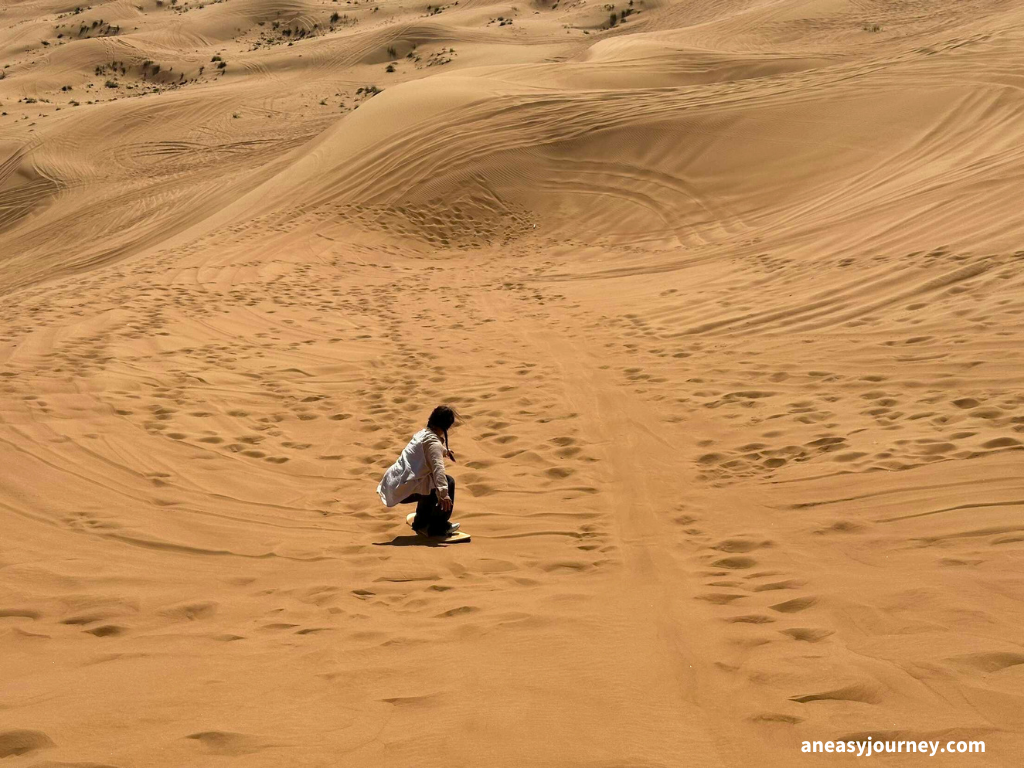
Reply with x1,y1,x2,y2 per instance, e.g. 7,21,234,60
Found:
406,512,471,543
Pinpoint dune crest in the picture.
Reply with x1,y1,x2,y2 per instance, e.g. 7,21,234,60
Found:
3,0,1023,764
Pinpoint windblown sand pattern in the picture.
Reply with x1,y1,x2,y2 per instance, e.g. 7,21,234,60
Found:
2,0,1023,764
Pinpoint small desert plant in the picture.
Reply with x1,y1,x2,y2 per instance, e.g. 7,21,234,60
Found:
105,79,117,87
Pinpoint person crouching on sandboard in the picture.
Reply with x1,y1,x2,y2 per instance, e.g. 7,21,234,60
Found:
377,405,459,537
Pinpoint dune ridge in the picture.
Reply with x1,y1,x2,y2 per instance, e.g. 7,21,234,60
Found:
3,0,1024,764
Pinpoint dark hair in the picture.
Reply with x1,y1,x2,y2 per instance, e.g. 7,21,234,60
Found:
427,405,458,455
427,405,458,433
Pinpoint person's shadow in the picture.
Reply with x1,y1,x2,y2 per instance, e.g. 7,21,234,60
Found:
374,535,469,547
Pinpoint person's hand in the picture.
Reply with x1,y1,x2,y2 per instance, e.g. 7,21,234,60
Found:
446,449,457,463
439,496,453,513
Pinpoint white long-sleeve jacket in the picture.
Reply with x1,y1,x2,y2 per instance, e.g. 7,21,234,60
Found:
377,428,450,507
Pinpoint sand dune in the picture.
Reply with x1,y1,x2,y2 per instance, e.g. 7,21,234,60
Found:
2,0,1024,764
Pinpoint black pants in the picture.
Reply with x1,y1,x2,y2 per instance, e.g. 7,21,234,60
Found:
400,475,455,536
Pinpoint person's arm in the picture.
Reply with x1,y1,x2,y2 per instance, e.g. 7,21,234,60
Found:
424,438,450,501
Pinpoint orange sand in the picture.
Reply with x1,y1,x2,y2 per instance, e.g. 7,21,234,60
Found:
2,0,1023,764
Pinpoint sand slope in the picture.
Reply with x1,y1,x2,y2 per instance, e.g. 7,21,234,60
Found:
2,0,1024,764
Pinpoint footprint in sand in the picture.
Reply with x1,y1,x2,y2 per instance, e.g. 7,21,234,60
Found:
186,731,263,756
769,596,817,613
789,684,881,704
711,556,758,570
0,730,55,758
781,627,834,643
84,624,127,637
726,614,775,624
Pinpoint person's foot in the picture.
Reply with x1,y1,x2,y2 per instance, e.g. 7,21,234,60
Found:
421,522,459,537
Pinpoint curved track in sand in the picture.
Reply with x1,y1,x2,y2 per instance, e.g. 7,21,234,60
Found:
2,0,1024,764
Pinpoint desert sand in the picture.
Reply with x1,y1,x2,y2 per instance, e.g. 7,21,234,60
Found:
2,0,1024,764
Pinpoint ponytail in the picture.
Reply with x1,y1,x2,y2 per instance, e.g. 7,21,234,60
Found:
426,404,457,460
